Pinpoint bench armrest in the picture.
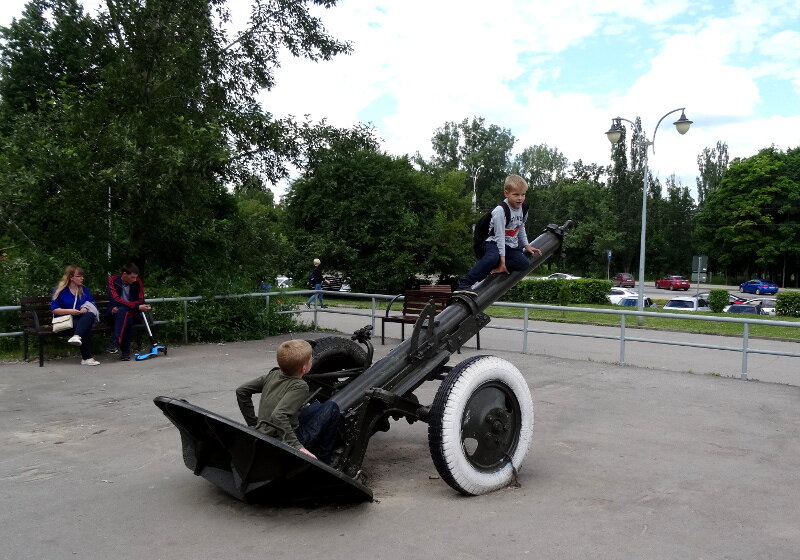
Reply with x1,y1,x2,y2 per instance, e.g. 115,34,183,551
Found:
384,294,404,317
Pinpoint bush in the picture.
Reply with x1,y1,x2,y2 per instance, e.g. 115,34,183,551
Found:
185,295,302,342
504,278,611,305
776,292,800,317
708,289,730,313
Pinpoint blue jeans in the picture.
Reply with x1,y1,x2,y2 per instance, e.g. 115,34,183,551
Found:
458,242,530,289
71,312,96,359
296,400,341,464
306,283,324,306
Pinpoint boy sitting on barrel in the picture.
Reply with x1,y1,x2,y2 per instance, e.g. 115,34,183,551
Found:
456,174,542,295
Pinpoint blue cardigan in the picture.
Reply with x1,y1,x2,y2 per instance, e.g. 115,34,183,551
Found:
50,286,94,311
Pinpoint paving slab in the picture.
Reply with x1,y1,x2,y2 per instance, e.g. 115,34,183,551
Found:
1,326,798,560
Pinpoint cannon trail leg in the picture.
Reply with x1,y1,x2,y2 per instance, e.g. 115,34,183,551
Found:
428,355,534,495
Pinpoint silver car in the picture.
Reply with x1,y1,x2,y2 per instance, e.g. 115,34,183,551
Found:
663,296,710,312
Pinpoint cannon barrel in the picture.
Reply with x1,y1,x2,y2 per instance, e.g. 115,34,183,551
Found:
331,220,573,412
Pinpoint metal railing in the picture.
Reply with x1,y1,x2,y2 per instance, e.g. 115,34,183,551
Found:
3,290,799,379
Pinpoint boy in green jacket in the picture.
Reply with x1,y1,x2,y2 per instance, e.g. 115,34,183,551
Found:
236,339,341,463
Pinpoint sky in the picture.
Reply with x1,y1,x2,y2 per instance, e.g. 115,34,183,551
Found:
2,0,799,199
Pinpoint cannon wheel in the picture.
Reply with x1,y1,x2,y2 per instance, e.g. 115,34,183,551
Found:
307,336,368,375
428,355,533,495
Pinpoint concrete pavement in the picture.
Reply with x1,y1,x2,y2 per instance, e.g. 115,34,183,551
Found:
1,315,799,559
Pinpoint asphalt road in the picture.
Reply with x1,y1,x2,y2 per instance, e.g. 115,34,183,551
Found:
1,320,799,559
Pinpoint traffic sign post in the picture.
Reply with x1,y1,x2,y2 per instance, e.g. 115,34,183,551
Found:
692,255,708,294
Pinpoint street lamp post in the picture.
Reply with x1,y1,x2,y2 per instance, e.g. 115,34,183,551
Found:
605,108,692,322
472,164,483,213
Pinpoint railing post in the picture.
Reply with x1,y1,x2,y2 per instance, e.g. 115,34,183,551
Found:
619,313,626,365
265,294,270,336
741,322,749,380
370,297,377,331
182,300,188,343
522,307,529,353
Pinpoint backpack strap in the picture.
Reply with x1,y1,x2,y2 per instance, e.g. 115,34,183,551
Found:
500,201,529,226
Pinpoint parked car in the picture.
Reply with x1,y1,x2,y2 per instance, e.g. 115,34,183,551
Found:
616,296,656,308
724,303,764,315
696,292,747,305
323,274,351,292
655,275,690,291
543,272,582,280
612,272,635,288
606,287,638,305
739,279,779,295
744,298,776,316
276,275,292,289
663,296,710,312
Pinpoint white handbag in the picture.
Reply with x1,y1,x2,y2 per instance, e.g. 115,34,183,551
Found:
52,289,78,333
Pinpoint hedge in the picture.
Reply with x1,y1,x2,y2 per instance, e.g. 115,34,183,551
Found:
503,278,612,305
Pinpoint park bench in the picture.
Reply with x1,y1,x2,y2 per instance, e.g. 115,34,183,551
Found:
20,295,159,367
381,286,479,348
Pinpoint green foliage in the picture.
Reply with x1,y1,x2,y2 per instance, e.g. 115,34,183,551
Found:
776,292,800,317
708,289,730,313
424,116,516,212
185,296,301,342
0,0,352,284
285,141,473,293
504,278,611,305
695,147,800,284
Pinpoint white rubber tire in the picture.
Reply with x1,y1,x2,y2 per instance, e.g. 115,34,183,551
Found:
428,355,533,495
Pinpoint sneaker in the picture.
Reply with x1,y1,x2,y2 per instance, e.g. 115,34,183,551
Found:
68,335,82,346
454,289,478,297
120,354,131,362
305,303,311,309
81,358,100,366
106,342,119,354
320,305,328,308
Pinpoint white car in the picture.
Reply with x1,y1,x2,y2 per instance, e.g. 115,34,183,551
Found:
276,275,292,289
606,287,638,305
541,273,582,280
663,296,710,312
745,298,776,315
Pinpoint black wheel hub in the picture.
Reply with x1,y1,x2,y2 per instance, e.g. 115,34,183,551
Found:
460,382,521,471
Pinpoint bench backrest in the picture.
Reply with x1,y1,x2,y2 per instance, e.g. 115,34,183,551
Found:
21,295,110,330
419,285,453,295
401,290,450,317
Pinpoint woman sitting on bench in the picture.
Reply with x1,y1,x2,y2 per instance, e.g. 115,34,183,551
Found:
50,265,100,367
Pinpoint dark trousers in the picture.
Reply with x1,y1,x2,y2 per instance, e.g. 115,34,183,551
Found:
296,400,341,464
112,309,140,355
71,313,96,360
458,242,530,289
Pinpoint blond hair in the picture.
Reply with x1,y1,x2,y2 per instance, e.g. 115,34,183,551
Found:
276,339,313,375
504,174,528,193
52,265,84,301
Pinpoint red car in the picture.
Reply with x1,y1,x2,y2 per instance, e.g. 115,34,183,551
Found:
655,275,690,291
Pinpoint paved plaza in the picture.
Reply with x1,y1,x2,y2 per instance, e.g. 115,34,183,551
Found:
1,316,799,559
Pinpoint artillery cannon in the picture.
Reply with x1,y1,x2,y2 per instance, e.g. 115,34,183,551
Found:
154,221,573,504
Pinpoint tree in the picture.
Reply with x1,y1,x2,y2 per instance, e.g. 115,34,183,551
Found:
605,119,649,275
648,174,696,275
426,116,515,212
695,147,800,285
511,144,569,190
0,0,352,290
285,139,473,293
696,141,729,206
